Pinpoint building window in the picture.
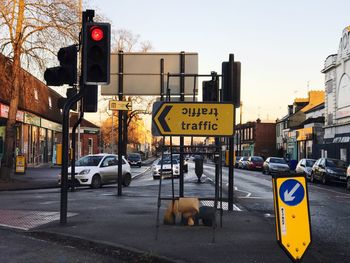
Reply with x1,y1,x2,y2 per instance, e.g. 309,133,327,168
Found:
48,97,52,109
340,148,347,162
34,88,39,101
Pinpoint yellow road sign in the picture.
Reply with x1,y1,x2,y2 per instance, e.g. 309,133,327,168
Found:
272,175,312,262
152,102,234,136
109,100,132,111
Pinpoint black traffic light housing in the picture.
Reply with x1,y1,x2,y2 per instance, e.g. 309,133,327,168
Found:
82,22,110,85
202,77,219,102
57,87,77,111
44,45,77,86
222,54,241,107
82,84,98,112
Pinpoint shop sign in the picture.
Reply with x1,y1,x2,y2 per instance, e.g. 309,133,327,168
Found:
41,118,62,132
296,127,313,141
0,103,24,122
84,129,99,134
24,112,40,126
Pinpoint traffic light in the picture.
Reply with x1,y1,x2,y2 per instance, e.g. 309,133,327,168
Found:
82,22,110,85
202,79,219,102
222,54,241,107
57,87,77,111
82,84,98,112
44,45,77,86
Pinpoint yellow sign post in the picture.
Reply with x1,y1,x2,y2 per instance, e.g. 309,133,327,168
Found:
152,102,234,136
272,175,312,262
15,155,26,174
109,100,132,111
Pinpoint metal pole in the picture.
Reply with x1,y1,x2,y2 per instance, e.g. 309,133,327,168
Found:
60,92,83,224
71,99,84,192
111,110,114,153
179,51,185,197
117,51,124,196
239,101,243,156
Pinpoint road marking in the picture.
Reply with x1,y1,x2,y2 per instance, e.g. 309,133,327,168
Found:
310,184,350,196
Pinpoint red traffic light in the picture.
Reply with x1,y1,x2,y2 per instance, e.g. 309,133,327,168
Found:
90,26,104,41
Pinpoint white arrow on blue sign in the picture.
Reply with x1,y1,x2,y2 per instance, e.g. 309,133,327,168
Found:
279,179,305,206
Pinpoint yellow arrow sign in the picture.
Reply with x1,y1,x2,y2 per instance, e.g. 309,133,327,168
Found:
109,100,132,111
152,102,234,136
273,175,312,262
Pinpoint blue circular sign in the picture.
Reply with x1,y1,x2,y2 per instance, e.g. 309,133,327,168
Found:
279,179,305,206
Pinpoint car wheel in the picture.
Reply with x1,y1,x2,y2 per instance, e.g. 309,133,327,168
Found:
262,169,265,175
321,173,327,185
123,173,132,187
347,177,350,191
310,172,315,183
266,168,270,175
139,164,142,168
91,174,102,189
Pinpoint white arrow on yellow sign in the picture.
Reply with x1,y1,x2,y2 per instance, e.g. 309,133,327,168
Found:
272,175,312,262
109,100,132,111
152,102,234,136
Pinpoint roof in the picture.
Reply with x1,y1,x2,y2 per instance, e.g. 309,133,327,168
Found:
304,102,325,114
70,112,100,129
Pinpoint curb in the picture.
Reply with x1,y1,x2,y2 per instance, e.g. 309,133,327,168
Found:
28,230,180,263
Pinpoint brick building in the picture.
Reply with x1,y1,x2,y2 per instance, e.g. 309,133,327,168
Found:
235,119,276,159
0,53,100,166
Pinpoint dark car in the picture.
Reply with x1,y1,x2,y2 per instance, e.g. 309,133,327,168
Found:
127,153,142,167
310,158,347,184
262,157,290,175
247,156,264,170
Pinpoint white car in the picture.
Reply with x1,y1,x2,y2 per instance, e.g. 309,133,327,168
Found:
152,158,180,179
58,154,132,188
295,158,316,179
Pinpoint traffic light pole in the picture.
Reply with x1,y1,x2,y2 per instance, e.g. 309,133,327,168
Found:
60,91,84,224
71,102,84,192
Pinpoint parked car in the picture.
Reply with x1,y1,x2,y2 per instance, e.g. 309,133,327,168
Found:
58,154,132,188
127,152,142,167
234,156,241,168
163,153,188,173
295,158,317,179
238,156,249,169
247,156,264,170
262,157,290,174
310,158,347,184
152,158,180,179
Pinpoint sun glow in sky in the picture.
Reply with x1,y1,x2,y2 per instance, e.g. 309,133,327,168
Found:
87,0,350,123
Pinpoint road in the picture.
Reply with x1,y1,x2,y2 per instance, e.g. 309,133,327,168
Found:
1,161,350,262
201,162,350,262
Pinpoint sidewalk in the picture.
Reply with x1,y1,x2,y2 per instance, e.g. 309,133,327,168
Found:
33,179,291,263
0,166,60,191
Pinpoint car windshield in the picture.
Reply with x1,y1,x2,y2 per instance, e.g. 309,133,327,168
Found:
270,158,287,164
326,159,347,168
242,157,248,161
158,159,178,165
252,157,263,162
75,156,103,166
305,160,316,167
128,154,140,159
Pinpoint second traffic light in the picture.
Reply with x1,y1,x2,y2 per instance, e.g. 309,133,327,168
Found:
83,22,111,85
202,79,219,102
44,45,77,86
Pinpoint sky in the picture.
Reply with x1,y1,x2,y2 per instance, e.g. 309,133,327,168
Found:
86,0,350,123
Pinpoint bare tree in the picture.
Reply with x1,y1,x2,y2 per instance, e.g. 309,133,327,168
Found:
0,0,80,180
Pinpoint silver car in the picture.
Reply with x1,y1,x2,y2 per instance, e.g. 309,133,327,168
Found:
295,158,316,179
262,157,290,175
